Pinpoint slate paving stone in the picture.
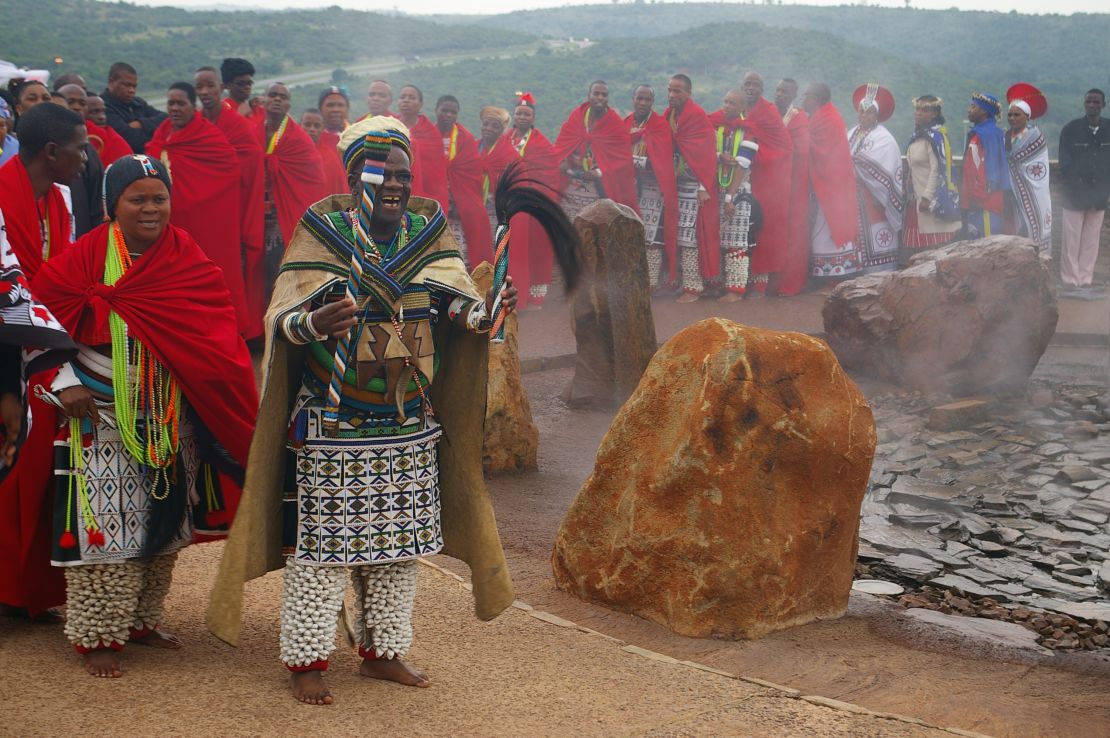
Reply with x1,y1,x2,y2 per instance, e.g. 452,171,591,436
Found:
1057,466,1100,484
1058,518,1100,534
967,555,1037,581
929,574,1011,601
1027,598,1110,623
1024,573,1098,598
861,384,1110,619
953,567,1005,584
877,554,943,581
1070,505,1110,525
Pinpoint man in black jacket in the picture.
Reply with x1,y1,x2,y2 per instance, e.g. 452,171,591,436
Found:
1058,89,1110,297
100,62,166,154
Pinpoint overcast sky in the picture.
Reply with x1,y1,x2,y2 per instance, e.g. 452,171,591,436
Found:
131,0,1109,17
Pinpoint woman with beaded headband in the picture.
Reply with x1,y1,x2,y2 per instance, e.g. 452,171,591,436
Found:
478,104,513,233
1003,83,1052,257
904,94,961,253
844,83,904,273
29,153,258,678
504,91,560,308
208,116,521,705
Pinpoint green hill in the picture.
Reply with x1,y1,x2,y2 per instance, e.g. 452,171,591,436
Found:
0,0,532,93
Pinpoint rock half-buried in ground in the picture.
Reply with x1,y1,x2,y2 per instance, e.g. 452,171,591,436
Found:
822,236,1058,394
552,318,876,639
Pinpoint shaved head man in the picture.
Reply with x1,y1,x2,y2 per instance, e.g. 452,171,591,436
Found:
57,84,87,117
85,95,107,126
52,73,87,92
742,72,764,106
802,82,831,115
774,78,798,117
366,80,393,117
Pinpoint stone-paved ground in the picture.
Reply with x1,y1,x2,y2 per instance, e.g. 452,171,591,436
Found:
859,381,1110,650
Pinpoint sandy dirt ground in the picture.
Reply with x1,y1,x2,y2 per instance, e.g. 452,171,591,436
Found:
4,278,1108,737
2,544,954,738
450,365,1110,738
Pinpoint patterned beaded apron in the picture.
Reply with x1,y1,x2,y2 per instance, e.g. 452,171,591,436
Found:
53,420,197,566
289,407,444,566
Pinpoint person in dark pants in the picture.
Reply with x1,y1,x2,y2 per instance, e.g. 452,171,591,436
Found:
100,62,166,153
1058,88,1110,298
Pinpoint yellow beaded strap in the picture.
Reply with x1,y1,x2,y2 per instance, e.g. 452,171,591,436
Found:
581,109,595,172
445,124,458,162
266,114,289,155
106,223,182,500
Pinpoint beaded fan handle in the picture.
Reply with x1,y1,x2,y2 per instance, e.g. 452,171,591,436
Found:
321,132,391,437
488,222,511,342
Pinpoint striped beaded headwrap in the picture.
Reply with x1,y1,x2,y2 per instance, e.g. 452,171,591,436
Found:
339,116,412,178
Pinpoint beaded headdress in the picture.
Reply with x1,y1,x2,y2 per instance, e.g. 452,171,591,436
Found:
971,92,1001,117
1006,82,1047,120
103,154,172,220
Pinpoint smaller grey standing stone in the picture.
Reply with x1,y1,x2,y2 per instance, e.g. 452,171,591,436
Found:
563,200,656,408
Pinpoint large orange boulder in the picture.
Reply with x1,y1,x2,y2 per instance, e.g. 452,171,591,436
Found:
552,318,876,639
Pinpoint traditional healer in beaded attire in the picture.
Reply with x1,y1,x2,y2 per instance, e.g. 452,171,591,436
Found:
29,154,258,678
207,116,520,705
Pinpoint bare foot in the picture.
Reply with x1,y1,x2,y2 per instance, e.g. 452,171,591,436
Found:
675,293,700,304
717,292,744,303
131,628,183,649
290,670,334,705
83,649,123,678
359,656,430,687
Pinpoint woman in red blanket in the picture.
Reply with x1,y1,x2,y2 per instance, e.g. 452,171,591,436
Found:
487,93,561,308
146,82,249,334
31,154,257,678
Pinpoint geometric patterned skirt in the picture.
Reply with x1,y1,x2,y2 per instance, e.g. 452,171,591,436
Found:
561,178,602,225
283,405,444,567
52,420,198,567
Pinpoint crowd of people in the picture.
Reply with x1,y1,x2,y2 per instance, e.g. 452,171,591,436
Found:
3,61,1108,313
1,53,1109,707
